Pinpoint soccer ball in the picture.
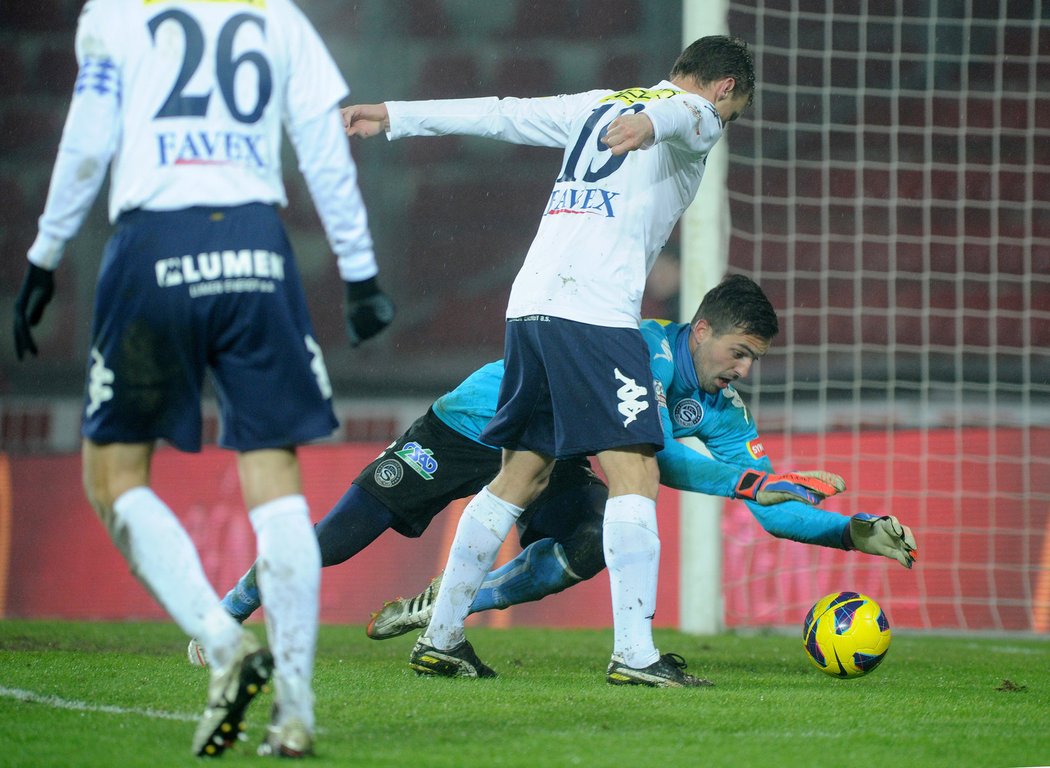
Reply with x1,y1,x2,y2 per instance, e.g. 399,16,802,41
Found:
802,591,891,678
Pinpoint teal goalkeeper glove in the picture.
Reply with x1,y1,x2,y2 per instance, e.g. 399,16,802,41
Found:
735,469,846,506
847,513,918,569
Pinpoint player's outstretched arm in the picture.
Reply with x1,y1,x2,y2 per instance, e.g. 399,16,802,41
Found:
655,441,851,546
342,104,390,138
847,513,918,569
734,468,846,506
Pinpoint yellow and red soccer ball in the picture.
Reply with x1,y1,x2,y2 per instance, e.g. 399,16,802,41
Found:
802,591,891,678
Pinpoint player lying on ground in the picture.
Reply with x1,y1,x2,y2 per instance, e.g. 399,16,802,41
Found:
191,276,917,687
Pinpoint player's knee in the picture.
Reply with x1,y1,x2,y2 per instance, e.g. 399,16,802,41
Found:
597,448,659,499
81,440,152,528
82,459,118,524
82,477,113,528
238,448,301,510
492,452,555,507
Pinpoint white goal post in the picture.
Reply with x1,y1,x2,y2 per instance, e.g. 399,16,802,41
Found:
678,0,732,635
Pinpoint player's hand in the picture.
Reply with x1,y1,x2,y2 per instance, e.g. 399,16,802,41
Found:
342,104,390,138
601,113,655,156
735,468,846,506
345,277,394,347
13,263,55,360
848,512,918,569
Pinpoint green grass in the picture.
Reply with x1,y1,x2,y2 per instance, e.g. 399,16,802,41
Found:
1,621,1048,767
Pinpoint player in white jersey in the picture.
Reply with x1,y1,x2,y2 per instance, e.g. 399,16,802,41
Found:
12,0,394,757
344,36,754,685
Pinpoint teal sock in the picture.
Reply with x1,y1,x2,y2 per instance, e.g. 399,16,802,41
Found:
471,538,581,613
221,563,260,622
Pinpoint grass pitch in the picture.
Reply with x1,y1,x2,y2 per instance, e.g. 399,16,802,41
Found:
0,620,1047,767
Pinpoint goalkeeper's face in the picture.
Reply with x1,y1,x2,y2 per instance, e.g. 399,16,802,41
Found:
690,320,770,394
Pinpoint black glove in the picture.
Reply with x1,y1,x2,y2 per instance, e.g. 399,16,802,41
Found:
345,276,394,347
13,263,55,360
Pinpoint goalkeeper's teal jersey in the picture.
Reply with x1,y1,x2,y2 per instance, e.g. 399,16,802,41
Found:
433,320,849,548
641,318,764,497
641,319,847,548
432,360,506,450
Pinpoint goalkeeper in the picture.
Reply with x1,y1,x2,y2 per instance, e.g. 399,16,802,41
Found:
195,275,916,675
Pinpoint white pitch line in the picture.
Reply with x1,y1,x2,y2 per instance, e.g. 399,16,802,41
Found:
0,684,197,722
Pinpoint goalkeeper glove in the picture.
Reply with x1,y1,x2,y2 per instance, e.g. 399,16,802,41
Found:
735,468,845,506
13,263,55,360
345,276,394,347
847,512,918,569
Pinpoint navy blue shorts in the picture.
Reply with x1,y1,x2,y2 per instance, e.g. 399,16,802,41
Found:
480,316,664,457
81,204,337,452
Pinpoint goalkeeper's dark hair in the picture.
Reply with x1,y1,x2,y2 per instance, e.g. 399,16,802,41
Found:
691,273,779,339
670,35,755,108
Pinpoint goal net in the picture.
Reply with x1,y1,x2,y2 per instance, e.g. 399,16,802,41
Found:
698,1,1050,632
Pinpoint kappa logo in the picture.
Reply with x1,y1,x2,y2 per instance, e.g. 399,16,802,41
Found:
395,441,438,480
304,335,332,400
720,386,750,422
613,368,649,426
373,439,397,462
654,338,673,365
673,398,704,427
85,348,114,418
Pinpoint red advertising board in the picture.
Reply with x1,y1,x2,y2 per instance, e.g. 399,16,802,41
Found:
2,427,1047,633
0,445,678,630
721,427,1050,632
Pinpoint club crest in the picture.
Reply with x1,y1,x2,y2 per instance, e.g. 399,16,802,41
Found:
673,398,704,427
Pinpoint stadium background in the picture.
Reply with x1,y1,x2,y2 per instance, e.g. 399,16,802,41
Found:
0,1,1047,634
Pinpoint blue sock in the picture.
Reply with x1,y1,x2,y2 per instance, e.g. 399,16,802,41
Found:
221,563,260,622
470,538,581,613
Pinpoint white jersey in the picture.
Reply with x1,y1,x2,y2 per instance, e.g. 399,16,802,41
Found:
386,83,725,327
29,0,377,282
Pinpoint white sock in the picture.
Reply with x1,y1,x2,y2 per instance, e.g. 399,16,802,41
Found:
112,487,242,668
424,486,522,650
250,494,319,730
603,494,660,668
